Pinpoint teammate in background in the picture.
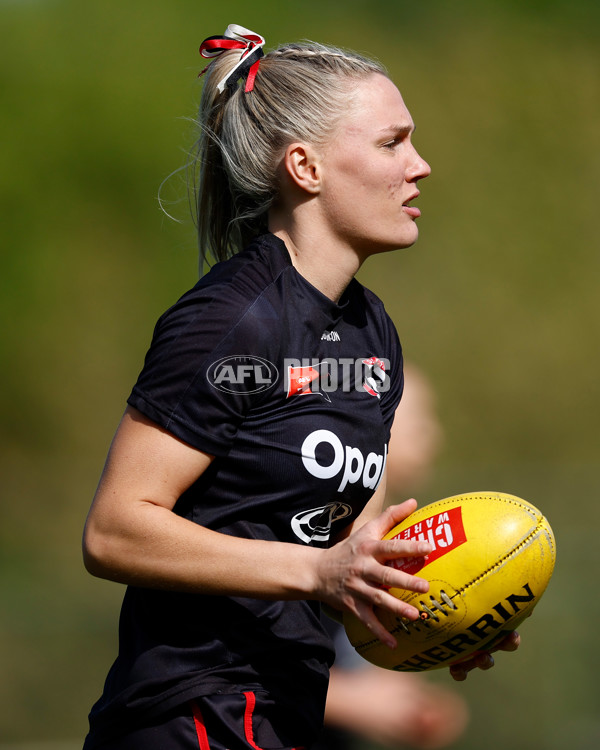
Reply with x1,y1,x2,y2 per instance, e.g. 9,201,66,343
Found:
320,364,469,749
82,25,518,750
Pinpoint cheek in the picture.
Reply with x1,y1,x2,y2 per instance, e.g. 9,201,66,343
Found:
387,180,404,199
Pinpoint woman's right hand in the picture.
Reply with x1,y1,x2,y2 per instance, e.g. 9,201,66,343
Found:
314,500,432,649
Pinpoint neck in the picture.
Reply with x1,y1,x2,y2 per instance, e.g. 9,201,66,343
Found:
269,214,363,303
272,228,361,303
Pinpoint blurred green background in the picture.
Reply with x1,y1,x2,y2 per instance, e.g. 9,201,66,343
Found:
1,0,598,748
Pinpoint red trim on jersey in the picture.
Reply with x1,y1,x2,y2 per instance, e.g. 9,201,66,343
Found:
191,701,211,750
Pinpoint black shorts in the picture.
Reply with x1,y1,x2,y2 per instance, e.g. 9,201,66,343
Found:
84,691,312,750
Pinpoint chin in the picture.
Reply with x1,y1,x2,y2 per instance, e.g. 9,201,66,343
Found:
396,229,421,250
358,228,420,260
384,231,420,253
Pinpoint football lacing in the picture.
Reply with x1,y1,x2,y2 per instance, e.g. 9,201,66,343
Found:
417,590,458,624
393,591,459,635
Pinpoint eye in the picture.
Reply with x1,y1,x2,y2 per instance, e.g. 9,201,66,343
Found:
380,126,415,151
381,135,407,151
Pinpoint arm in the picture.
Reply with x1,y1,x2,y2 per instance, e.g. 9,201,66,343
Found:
83,407,432,645
83,406,322,597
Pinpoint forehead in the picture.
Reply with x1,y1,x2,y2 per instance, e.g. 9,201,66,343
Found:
339,73,414,136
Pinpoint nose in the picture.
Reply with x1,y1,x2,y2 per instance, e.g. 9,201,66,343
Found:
407,146,431,182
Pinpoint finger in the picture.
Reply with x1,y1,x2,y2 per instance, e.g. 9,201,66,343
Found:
449,650,494,681
376,539,432,594
354,601,398,650
474,652,495,670
448,632,520,681
497,630,520,652
378,562,430,596
380,537,433,563
369,499,418,538
352,589,423,650
355,580,422,622
449,664,468,682
486,630,521,655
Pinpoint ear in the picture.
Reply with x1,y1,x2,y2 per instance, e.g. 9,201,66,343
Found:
281,142,322,195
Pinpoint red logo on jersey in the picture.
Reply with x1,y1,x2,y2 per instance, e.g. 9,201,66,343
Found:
362,356,387,398
286,363,331,402
387,506,467,575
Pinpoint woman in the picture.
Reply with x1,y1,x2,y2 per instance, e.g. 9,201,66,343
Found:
82,25,516,750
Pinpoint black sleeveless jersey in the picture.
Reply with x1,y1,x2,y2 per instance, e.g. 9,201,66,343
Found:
85,233,403,744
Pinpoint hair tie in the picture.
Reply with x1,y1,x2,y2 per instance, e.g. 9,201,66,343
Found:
199,24,265,93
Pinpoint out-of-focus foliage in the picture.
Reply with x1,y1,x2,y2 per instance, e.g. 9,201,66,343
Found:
0,1,598,747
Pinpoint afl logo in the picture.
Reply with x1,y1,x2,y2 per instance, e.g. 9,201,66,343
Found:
291,502,353,545
207,356,279,395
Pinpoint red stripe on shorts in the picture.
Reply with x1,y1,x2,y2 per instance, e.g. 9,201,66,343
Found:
243,691,262,750
242,692,306,750
191,701,211,750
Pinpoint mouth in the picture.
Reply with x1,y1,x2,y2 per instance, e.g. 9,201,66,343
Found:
402,192,421,218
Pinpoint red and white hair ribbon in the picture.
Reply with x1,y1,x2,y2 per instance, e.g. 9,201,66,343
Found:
199,24,265,93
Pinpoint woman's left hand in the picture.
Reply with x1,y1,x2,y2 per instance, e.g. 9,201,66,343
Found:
448,630,521,681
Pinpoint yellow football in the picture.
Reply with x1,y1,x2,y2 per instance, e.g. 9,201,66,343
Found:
343,491,556,672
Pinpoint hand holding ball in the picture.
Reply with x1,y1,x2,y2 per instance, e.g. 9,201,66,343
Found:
343,492,556,672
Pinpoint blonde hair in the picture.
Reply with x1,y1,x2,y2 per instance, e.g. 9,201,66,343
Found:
191,41,387,265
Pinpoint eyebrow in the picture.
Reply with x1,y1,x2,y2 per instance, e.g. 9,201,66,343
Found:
379,123,415,137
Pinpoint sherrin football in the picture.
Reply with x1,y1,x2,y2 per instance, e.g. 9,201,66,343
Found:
343,491,556,672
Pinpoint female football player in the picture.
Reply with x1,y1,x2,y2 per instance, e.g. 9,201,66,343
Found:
82,24,517,750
